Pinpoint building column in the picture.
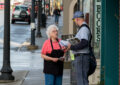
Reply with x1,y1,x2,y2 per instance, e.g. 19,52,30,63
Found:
63,0,77,35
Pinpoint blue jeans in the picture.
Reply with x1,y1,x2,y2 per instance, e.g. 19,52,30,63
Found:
55,15,59,23
45,74,62,85
74,55,90,85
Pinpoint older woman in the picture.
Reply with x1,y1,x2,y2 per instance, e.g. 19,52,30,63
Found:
41,25,66,85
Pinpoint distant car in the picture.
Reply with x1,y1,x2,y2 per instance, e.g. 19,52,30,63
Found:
11,5,31,24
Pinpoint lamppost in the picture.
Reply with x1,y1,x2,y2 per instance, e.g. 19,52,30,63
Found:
0,0,14,82
44,0,46,13
36,0,42,37
49,0,50,15
78,0,80,11
28,0,39,50
31,0,36,45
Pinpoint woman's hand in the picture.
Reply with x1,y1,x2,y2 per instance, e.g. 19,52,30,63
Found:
41,54,58,62
52,58,59,62
58,57,65,62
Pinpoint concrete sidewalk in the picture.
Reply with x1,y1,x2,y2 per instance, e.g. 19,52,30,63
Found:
22,69,70,85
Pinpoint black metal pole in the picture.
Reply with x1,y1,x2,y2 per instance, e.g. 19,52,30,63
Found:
44,0,46,14
49,0,50,15
36,0,42,37
78,0,80,11
0,0,14,81
31,0,36,45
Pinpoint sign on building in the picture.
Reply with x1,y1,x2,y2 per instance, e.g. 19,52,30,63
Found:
94,0,101,43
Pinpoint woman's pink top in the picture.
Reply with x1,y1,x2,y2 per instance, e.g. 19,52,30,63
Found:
41,39,65,55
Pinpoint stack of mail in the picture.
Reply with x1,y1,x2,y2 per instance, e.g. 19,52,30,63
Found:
59,40,69,47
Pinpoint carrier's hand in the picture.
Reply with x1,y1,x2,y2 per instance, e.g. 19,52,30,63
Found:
62,46,67,50
52,58,59,62
66,43,71,51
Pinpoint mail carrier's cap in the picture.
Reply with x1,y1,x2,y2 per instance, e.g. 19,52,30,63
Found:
72,11,84,20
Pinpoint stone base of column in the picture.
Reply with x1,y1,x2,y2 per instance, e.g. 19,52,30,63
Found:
27,45,38,50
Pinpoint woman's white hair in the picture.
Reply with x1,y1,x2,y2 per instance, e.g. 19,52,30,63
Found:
46,25,59,38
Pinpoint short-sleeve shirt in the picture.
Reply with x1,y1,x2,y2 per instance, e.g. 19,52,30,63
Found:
41,39,65,55
73,22,90,54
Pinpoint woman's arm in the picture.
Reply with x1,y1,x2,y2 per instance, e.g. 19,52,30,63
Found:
41,54,58,62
